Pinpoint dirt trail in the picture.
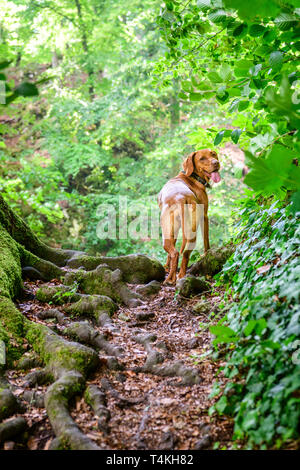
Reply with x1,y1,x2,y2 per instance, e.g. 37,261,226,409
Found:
2,279,232,451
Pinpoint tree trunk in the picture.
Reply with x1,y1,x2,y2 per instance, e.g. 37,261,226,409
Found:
74,0,94,98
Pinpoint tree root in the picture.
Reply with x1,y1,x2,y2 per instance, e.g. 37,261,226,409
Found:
24,322,101,449
22,390,45,408
0,417,28,444
35,285,82,305
0,389,18,421
66,254,165,284
133,333,201,385
64,265,143,307
64,321,124,358
38,308,66,325
101,378,146,408
45,371,101,450
188,244,234,276
16,353,43,370
64,294,117,323
23,369,53,388
84,384,110,435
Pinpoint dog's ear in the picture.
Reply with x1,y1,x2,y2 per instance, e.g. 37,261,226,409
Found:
183,152,196,176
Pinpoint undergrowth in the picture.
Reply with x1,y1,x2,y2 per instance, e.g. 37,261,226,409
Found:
209,196,300,449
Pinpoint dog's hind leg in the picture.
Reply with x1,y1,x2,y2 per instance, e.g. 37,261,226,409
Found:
164,254,171,272
163,239,178,284
161,206,180,285
177,202,199,280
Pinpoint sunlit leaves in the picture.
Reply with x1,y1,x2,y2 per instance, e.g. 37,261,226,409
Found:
244,144,299,195
265,75,300,127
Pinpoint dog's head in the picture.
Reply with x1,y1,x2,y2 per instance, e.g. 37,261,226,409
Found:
182,149,221,183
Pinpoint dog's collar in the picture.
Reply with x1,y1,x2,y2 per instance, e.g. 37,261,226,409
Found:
181,171,211,188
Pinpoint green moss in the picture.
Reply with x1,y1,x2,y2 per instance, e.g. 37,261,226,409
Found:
0,224,22,299
36,285,81,305
25,321,99,379
67,254,165,283
18,245,63,281
65,295,117,319
0,297,25,366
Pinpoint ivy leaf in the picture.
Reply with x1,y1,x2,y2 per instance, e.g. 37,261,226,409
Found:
290,190,300,214
244,145,297,194
210,324,238,343
215,395,228,414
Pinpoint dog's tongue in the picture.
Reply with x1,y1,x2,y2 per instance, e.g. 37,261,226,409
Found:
211,171,221,183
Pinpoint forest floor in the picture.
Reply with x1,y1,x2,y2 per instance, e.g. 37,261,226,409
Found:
2,276,234,451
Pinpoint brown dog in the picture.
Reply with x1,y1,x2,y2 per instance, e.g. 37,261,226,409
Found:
158,149,221,284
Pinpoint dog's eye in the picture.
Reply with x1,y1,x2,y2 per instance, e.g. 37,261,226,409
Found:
200,156,206,161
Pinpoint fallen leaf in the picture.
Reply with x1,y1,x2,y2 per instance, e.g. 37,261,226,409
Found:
257,264,271,275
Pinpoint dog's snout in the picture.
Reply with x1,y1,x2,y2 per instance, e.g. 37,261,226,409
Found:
212,158,219,168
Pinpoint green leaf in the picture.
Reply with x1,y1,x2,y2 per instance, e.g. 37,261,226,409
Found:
181,80,193,92
210,324,238,343
223,0,280,20
249,24,266,37
0,61,12,70
269,51,283,71
238,100,249,111
215,395,228,414
219,64,232,82
234,59,253,77
197,0,212,11
244,145,298,194
189,92,203,101
233,23,248,37
274,13,298,31
15,82,39,97
290,190,300,214
231,128,241,144
207,71,222,83
214,130,225,146
265,75,300,127
208,9,227,23
178,92,188,100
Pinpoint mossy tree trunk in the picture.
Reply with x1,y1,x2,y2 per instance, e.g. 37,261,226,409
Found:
0,194,164,449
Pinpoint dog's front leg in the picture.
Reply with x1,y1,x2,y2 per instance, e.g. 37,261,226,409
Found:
203,213,210,254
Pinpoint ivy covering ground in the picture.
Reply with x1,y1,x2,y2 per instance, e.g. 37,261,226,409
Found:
209,198,300,447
